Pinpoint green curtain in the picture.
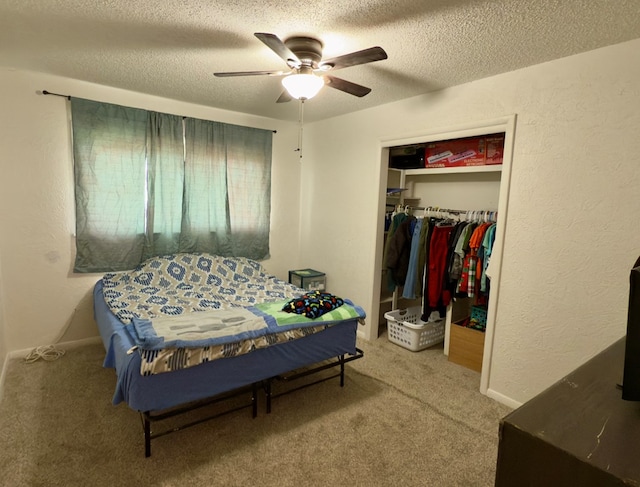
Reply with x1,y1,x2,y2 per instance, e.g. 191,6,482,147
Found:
181,118,228,254
144,111,185,258
223,122,272,259
72,99,148,272
183,119,272,259
71,98,272,272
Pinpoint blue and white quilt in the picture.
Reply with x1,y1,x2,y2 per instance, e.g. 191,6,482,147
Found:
102,253,304,323
101,253,365,375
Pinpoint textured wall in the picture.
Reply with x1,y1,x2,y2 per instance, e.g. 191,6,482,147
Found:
302,38,640,405
0,68,300,354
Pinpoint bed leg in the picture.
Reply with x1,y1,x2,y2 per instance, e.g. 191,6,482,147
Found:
265,380,272,414
143,413,152,458
340,354,345,387
251,383,258,418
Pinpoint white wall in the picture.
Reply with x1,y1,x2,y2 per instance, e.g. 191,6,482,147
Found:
0,68,301,355
301,38,640,405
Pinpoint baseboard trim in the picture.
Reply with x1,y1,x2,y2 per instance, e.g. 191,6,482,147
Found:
55,335,102,350
486,388,522,409
0,353,10,404
6,335,102,360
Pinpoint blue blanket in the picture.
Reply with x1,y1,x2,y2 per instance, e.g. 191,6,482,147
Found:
129,299,365,350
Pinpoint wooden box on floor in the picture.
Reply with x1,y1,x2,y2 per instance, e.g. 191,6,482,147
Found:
448,323,485,372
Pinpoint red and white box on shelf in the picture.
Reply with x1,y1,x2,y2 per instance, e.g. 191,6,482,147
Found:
424,133,504,168
484,134,505,165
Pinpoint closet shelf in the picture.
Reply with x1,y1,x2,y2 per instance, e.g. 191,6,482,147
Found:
387,196,421,205
404,165,502,176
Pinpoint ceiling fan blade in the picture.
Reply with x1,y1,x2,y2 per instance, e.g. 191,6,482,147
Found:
255,32,301,66
324,75,372,97
214,70,287,77
276,90,293,103
319,46,387,70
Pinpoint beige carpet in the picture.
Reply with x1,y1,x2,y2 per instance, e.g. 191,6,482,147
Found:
0,332,512,487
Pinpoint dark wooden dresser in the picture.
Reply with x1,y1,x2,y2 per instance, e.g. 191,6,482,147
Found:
495,338,640,486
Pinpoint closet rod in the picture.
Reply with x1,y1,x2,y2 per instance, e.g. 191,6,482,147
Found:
395,205,468,214
394,204,498,222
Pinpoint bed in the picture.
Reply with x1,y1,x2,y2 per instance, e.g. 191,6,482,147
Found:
94,253,365,456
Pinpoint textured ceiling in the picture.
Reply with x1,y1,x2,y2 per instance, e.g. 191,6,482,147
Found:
1,0,640,122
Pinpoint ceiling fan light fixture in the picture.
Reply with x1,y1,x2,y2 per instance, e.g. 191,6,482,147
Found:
282,73,324,100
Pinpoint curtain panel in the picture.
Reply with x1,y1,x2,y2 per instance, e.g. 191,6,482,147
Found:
71,98,272,273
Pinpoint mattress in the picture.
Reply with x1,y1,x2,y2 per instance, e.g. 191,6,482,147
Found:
94,280,360,412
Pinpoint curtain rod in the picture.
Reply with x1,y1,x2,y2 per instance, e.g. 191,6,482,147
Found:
42,90,70,100
40,89,277,133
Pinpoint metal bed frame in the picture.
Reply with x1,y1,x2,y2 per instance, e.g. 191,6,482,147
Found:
264,347,364,414
139,348,364,457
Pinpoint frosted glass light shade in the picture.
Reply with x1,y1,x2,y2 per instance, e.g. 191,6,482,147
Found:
282,74,324,100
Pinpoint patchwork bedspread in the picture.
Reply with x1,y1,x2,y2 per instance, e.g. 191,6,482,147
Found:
101,253,365,375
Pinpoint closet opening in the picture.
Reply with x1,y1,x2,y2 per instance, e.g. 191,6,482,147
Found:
372,115,516,399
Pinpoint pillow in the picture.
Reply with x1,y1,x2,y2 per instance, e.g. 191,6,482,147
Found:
282,291,345,319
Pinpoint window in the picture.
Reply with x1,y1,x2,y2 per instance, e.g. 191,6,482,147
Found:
71,98,272,272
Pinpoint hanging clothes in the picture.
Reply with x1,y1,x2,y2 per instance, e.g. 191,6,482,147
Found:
385,214,416,291
402,217,424,299
413,216,432,299
383,210,408,291
442,221,467,304
449,222,476,283
422,221,456,320
384,204,498,321
444,221,469,289
457,222,492,299
480,223,497,293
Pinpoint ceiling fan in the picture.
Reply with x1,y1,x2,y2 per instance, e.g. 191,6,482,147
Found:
214,33,388,102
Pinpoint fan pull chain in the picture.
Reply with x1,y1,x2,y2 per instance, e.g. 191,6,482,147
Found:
297,98,305,160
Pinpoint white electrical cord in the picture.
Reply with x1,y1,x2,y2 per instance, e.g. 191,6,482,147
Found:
23,308,77,364
24,345,66,364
